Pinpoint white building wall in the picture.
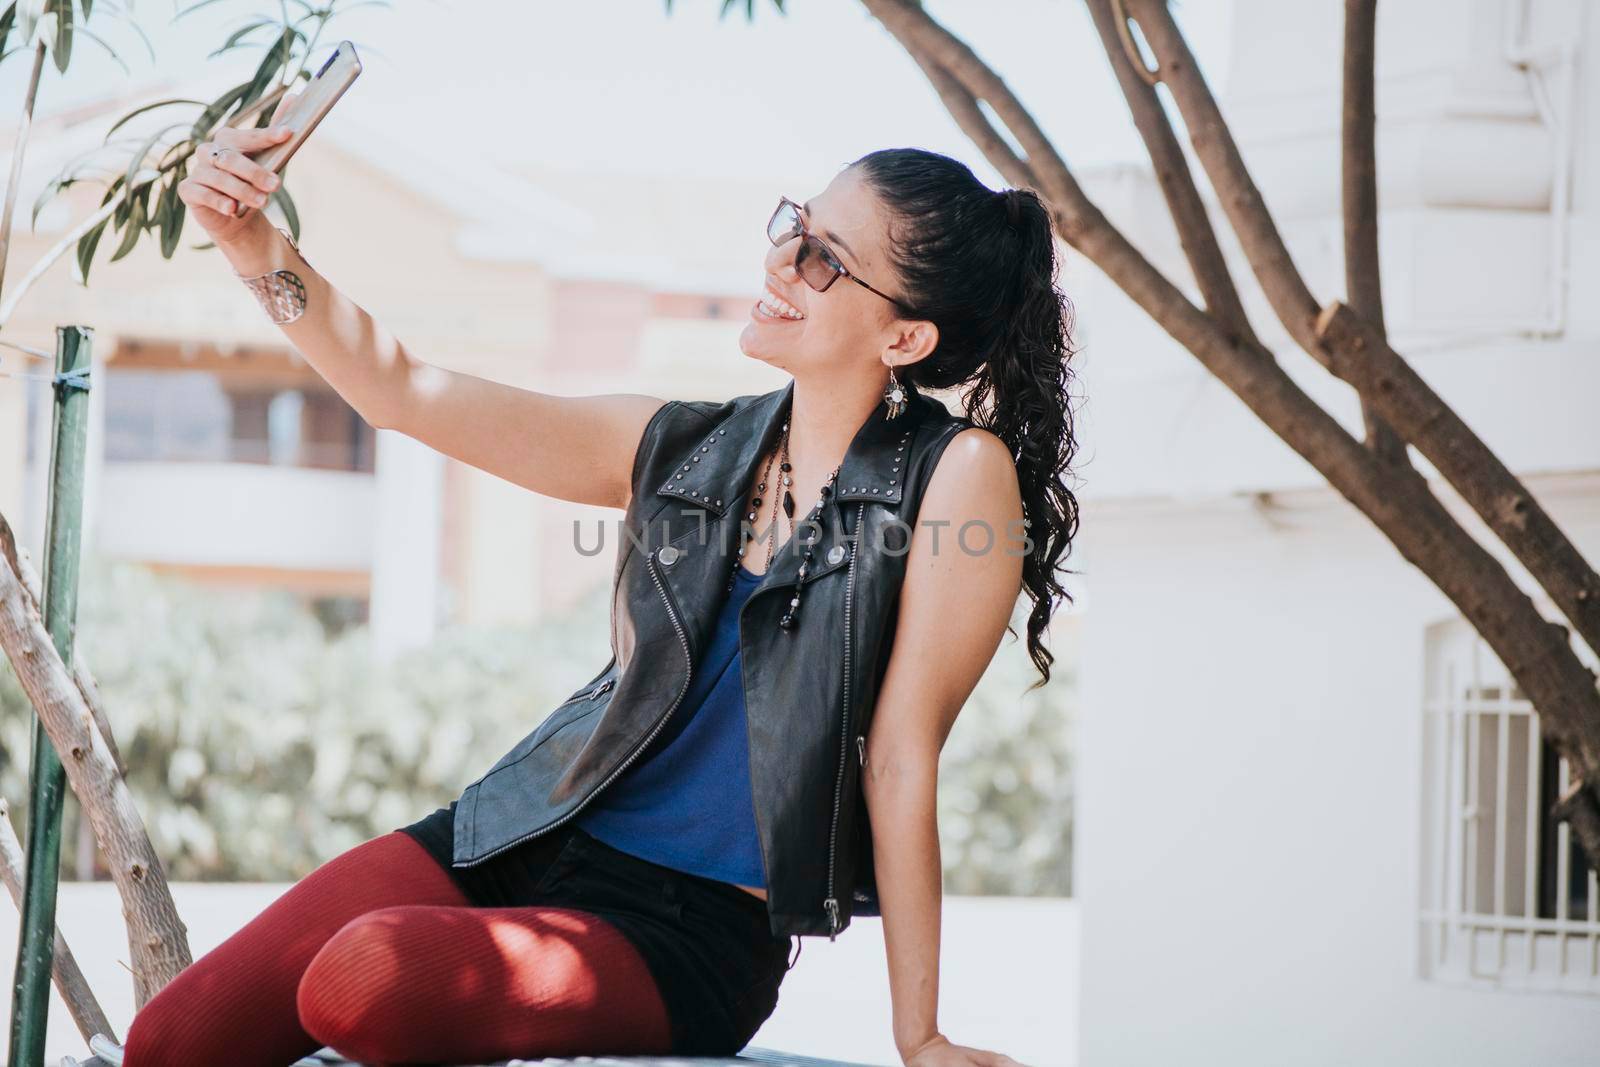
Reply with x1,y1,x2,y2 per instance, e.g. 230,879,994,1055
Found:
1078,484,1600,1067
1075,0,1600,1063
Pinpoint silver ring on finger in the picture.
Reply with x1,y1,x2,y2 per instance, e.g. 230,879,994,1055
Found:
209,144,226,163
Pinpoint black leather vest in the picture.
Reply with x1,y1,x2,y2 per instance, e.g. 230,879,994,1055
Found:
447,376,972,940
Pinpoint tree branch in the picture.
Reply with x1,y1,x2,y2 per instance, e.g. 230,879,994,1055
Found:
0,511,192,1007
9,541,127,778
0,35,49,306
1127,0,1600,694
860,0,1087,234
0,796,119,1047
905,48,1038,192
1084,0,1258,348
0,185,133,330
858,0,1600,866
1341,0,1407,465
1,82,293,330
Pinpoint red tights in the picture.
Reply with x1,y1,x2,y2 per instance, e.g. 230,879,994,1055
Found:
122,831,672,1066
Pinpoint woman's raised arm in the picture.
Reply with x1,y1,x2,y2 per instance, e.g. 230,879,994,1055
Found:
180,98,667,512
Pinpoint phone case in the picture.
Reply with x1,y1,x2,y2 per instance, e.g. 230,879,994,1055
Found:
232,42,363,217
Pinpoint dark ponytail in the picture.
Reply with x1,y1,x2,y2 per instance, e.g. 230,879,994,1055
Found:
851,147,1080,690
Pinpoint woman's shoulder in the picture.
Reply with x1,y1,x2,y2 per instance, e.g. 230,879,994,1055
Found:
625,388,778,504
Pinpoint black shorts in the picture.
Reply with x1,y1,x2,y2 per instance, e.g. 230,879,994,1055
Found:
396,801,795,1055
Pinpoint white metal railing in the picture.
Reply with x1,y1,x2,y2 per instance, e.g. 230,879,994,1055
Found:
1420,618,1600,994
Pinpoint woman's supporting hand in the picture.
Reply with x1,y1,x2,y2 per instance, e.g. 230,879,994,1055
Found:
179,92,299,246
902,1032,1032,1067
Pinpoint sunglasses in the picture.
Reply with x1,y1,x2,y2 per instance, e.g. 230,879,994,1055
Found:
766,196,917,317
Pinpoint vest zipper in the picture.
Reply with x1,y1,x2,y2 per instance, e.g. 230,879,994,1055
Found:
556,677,614,708
823,501,865,940
457,547,692,867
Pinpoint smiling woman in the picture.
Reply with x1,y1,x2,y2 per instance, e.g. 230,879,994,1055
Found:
137,95,1074,1065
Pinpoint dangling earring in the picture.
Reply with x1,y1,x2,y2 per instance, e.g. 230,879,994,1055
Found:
883,365,907,420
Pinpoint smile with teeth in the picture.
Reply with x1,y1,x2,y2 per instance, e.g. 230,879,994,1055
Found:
757,289,805,320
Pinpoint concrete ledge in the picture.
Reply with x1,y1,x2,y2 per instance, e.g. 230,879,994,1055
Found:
25,884,1073,1065
304,1046,887,1066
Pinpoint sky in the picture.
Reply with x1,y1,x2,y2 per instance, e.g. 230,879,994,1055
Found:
2,0,1237,191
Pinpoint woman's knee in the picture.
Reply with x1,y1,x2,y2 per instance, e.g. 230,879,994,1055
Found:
294,906,418,1058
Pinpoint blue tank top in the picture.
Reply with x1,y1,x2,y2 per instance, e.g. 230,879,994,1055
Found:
575,560,767,887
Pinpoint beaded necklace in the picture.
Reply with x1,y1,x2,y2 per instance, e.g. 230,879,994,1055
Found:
728,418,842,631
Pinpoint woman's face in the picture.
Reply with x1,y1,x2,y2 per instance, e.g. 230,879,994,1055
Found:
740,166,922,378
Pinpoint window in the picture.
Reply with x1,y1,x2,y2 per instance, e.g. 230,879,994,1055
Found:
104,368,375,472
1420,617,1600,993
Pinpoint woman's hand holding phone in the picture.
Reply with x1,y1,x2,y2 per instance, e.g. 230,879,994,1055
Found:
179,92,300,246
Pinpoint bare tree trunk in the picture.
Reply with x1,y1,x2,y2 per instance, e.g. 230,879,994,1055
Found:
0,797,118,1046
0,512,192,1007
856,0,1600,870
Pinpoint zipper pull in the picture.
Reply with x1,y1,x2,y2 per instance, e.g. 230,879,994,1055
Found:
594,678,614,697
856,735,867,767
824,896,840,941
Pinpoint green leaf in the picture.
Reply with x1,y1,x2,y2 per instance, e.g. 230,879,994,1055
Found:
243,27,297,107
100,1,155,64
270,183,299,244
102,175,131,230
76,215,111,285
69,22,128,74
78,0,91,21
109,183,151,263
50,0,72,73
172,0,235,18
147,186,167,237
166,199,187,259
31,175,68,229
192,80,253,139
0,5,17,58
104,97,209,143
124,120,189,204
208,18,274,60
158,167,186,258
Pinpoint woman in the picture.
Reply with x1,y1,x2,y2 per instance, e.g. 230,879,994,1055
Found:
108,91,1077,1067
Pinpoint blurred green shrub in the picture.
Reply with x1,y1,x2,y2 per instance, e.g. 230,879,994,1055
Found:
937,599,1075,897
0,556,1072,895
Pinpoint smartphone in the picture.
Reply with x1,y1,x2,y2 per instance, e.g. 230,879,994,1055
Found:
234,41,363,217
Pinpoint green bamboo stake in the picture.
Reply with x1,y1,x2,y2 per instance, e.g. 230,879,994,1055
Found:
8,326,93,1067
